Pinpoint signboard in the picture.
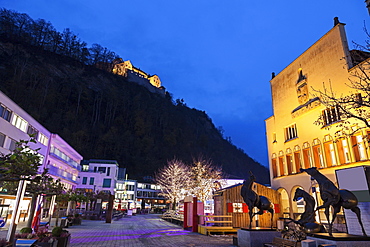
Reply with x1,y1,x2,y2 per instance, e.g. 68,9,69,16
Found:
336,166,370,236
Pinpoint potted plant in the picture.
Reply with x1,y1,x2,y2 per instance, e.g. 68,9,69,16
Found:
35,227,57,247
52,226,71,247
14,227,38,247
0,238,11,247
73,213,81,225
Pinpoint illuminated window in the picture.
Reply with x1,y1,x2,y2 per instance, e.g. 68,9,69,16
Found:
324,141,337,167
286,149,293,175
12,114,28,132
336,138,351,164
302,143,312,169
293,147,301,173
82,165,89,172
312,144,325,168
0,104,12,122
38,133,49,146
278,155,285,176
285,124,298,142
351,135,367,161
322,106,341,126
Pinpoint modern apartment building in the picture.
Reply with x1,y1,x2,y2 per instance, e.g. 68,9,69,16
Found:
77,159,119,195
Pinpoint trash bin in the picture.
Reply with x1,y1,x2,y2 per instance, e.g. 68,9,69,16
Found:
60,217,68,228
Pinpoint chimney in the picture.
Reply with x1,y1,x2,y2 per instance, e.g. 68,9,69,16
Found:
334,17,339,26
271,72,275,79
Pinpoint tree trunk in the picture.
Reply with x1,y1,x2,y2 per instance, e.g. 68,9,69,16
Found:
27,194,38,228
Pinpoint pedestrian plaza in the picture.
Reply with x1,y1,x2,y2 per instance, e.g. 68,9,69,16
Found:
0,214,236,247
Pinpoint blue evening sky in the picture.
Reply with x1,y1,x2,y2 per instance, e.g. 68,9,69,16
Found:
1,0,368,167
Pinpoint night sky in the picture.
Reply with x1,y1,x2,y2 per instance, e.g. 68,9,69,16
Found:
1,0,368,167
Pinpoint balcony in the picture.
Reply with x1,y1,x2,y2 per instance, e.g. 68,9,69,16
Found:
47,165,77,183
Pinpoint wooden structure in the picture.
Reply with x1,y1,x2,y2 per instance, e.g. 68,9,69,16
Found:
213,182,282,228
198,215,237,235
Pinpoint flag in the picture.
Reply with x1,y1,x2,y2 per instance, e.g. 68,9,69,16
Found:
31,202,42,232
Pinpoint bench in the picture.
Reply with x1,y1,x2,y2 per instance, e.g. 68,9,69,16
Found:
198,215,237,235
264,237,301,247
15,239,37,247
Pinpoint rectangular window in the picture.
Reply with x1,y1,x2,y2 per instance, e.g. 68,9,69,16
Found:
0,104,12,122
38,133,49,146
82,177,87,185
89,177,95,185
103,178,111,188
82,165,89,172
284,124,298,141
322,106,341,126
107,167,110,176
0,133,5,147
12,114,28,132
9,138,16,151
27,125,39,138
98,167,106,174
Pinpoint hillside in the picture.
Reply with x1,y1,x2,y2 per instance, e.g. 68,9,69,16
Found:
0,40,269,184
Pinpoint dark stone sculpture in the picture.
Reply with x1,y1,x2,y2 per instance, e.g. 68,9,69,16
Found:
241,171,274,229
301,167,367,236
292,188,325,234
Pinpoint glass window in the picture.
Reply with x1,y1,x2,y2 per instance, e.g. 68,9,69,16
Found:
107,167,110,176
82,177,87,185
98,167,106,173
0,133,5,147
12,114,28,132
27,125,39,138
284,124,298,141
38,133,49,146
89,177,95,185
9,139,16,151
103,179,111,188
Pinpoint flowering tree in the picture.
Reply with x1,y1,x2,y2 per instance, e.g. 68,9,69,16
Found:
155,159,191,210
190,158,224,202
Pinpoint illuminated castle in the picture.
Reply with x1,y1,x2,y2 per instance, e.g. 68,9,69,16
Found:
265,18,370,235
112,60,165,95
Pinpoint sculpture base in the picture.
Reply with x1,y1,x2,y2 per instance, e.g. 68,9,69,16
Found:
237,228,279,247
306,233,370,247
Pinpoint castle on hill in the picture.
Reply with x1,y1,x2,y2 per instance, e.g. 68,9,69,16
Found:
112,59,166,96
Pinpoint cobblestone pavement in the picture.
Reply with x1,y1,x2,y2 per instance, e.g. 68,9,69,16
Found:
1,214,237,247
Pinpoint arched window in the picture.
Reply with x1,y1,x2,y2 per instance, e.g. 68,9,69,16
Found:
323,135,337,167
302,142,312,169
312,139,324,168
293,145,301,173
278,151,285,176
278,188,290,218
286,148,293,175
271,153,278,178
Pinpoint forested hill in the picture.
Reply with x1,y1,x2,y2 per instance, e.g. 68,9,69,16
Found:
0,41,269,184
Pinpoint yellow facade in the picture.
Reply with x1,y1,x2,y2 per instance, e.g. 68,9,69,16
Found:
265,22,370,220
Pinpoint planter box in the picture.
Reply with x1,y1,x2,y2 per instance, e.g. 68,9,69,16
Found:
35,239,58,247
55,235,71,247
